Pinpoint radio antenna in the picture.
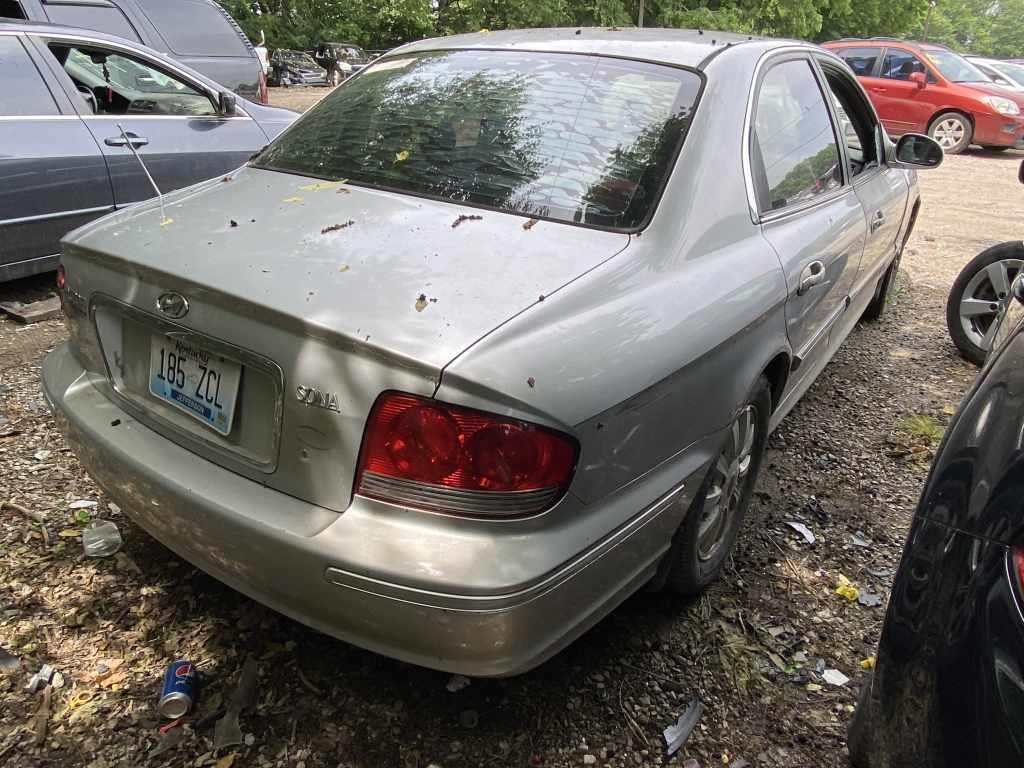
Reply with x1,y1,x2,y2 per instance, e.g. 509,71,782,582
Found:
116,122,171,225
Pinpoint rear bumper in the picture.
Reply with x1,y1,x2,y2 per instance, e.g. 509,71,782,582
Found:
43,343,715,676
973,112,1024,147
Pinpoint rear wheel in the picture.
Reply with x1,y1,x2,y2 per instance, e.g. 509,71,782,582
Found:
663,376,771,596
945,242,1024,365
928,112,972,154
847,671,874,767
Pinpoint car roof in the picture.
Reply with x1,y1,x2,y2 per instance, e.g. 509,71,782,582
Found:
392,27,806,69
825,38,951,52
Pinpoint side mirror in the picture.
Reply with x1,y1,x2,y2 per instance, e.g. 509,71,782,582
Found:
909,71,927,89
895,133,943,168
218,91,237,116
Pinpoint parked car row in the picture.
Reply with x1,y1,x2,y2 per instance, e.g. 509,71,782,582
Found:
0,20,296,281
824,37,1024,154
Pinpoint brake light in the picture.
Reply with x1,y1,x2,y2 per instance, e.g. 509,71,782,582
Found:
355,392,578,517
1014,547,1024,591
56,264,66,290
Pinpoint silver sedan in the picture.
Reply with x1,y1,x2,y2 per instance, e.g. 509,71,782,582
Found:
44,28,941,676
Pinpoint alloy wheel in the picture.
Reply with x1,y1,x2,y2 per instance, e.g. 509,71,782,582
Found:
698,405,758,562
932,117,966,150
959,258,1023,352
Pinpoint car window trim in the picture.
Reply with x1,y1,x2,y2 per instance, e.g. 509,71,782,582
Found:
743,48,849,224
256,46,709,235
814,55,887,185
31,31,235,116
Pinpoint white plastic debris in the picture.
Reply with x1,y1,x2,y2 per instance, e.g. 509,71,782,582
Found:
823,669,850,687
446,674,471,693
69,500,99,510
663,699,703,756
785,521,815,544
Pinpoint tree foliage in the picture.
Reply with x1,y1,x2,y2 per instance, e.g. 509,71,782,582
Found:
218,0,1023,57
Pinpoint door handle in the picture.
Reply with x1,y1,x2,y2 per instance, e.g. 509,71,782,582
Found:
797,260,827,295
870,210,885,233
104,133,149,148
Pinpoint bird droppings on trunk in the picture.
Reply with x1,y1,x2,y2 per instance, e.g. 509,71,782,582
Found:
300,179,348,192
282,196,304,204
229,220,238,228
452,214,483,229
523,218,539,231
321,220,356,234
527,377,536,388
339,264,350,272
415,294,429,312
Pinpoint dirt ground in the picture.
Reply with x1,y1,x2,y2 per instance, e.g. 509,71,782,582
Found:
1,95,1022,767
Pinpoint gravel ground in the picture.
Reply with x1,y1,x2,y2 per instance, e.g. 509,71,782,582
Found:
1,140,1022,768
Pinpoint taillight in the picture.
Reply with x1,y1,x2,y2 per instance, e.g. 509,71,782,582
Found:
56,264,66,290
258,70,269,104
1014,547,1024,592
355,392,578,517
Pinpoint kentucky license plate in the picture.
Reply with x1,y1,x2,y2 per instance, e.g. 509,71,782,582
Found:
148,334,241,435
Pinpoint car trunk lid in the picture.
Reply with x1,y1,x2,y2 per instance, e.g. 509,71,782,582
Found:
62,167,630,511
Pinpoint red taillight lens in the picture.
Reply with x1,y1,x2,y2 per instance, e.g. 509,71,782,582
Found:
1014,547,1024,591
356,392,578,516
56,264,66,290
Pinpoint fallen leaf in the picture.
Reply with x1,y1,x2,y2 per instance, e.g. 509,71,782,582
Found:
216,755,238,768
522,218,539,230
394,150,410,163
58,528,82,538
100,670,128,688
859,656,876,670
415,294,428,312
834,573,859,602
299,179,347,191
338,264,350,272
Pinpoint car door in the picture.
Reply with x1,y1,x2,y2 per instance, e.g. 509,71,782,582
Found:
869,48,938,135
750,55,867,389
0,32,113,281
816,58,909,316
38,34,266,206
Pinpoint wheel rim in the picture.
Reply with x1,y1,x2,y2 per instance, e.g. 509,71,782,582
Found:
958,258,1023,352
698,405,757,562
933,118,966,149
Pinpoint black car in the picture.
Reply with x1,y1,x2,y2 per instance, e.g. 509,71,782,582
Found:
849,160,1024,767
0,0,267,102
268,48,326,87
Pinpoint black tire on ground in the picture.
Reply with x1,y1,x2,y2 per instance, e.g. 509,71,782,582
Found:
928,111,973,155
862,252,900,322
945,241,1024,365
847,671,873,767
662,376,771,596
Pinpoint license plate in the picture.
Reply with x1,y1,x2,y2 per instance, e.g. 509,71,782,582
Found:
148,334,241,436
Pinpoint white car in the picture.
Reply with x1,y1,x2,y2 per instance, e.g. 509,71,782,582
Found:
967,55,1024,93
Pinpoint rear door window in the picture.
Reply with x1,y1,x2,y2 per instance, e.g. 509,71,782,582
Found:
134,0,249,57
0,36,59,116
254,50,703,231
42,2,142,43
837,47,882,77
751,58,843,213
881,49,928,81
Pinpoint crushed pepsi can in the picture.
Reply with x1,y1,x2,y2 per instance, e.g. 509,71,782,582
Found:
158,660,198,719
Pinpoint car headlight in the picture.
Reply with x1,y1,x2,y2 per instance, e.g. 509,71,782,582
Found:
981,95,1021,116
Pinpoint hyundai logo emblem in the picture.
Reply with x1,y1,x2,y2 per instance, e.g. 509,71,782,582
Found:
156,292,189,319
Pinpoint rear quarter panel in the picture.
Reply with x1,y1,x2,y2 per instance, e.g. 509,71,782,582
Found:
437,46,791,507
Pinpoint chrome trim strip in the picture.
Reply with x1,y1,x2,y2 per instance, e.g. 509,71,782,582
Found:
328,477,692,611
0,205,114,227
0,115,80,121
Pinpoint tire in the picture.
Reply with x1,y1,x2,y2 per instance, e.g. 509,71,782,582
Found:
663,376,771,596
945,242,1024,365
861,252,900,322
928,111,972,155
847,671,873,767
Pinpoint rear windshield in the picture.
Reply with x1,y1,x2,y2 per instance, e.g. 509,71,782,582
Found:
136,0,250,58
253,50,702,230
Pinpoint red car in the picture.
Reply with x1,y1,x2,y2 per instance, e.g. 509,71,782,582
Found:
823,38,1024,154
